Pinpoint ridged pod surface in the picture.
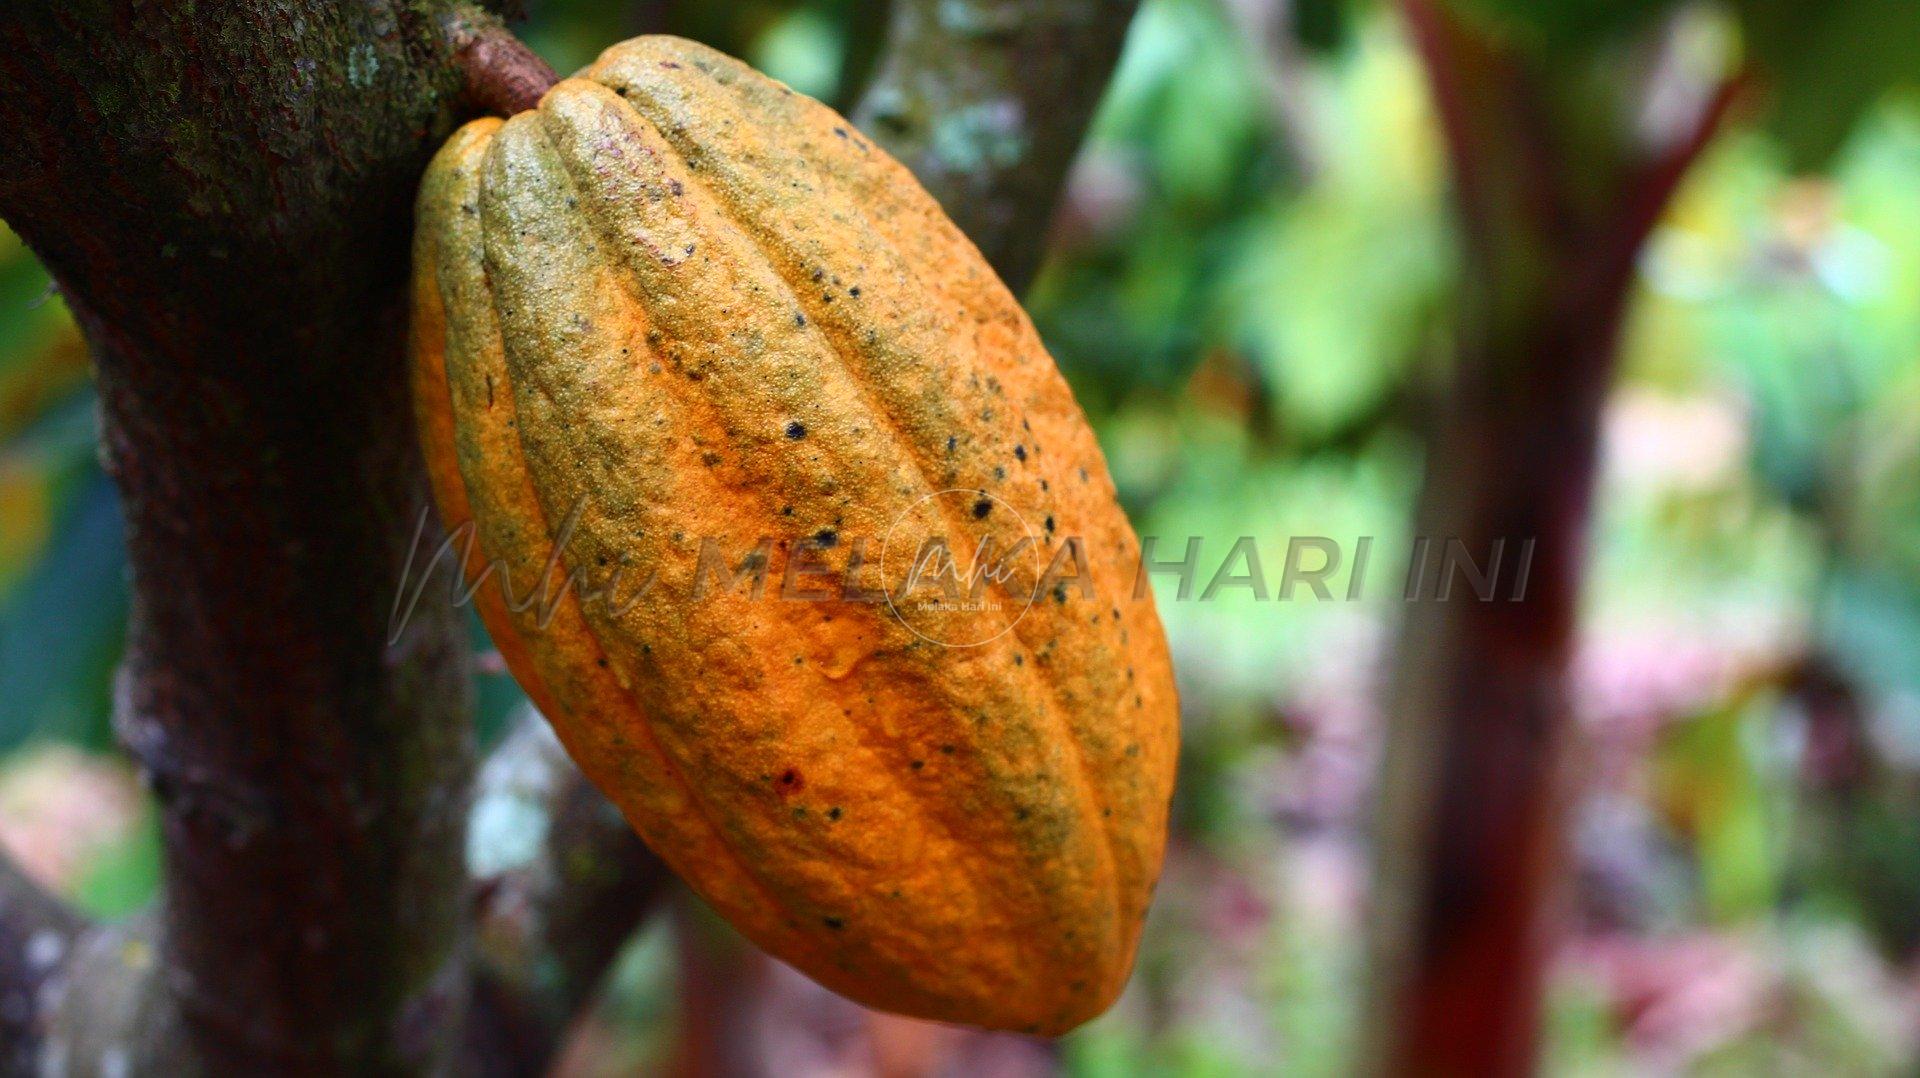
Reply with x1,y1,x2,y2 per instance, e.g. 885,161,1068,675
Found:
410,35,1178,1033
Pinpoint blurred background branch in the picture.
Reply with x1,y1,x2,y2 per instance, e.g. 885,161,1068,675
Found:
1363,3,1747,1073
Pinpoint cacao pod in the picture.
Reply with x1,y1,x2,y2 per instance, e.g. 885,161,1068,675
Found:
410,35,1178,1034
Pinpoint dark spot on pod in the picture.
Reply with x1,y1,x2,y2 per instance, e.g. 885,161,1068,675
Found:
939,744,956,755
793,656,804,665
1013,653,1024,666
669,179,684,196
823,917,844,930
781,505,794,516
1102,807,1113,818
814,528,838,547
1053,583,1069,604
786,421,807,440
910,760,925,770
1014,808,1030,821
1014,445,1027,461
812,268,825,282
972,498,992,519
834,126,849,138
793,807,807,819
775,769,804,794
1079,468,1091,482
1039,479,1050,492
947,435,959,453
596,658,608,668
794,311,807,327
826,806,842,821
993,466,1006,481
849,286,861,297
661,60,681,69
702,451,721,466
1044,516,1055,534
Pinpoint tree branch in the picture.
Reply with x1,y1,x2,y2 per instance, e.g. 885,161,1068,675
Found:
854,0,1143,294
462,712,670,1076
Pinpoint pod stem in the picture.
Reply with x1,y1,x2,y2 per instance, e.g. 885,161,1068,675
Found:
447,6,559,117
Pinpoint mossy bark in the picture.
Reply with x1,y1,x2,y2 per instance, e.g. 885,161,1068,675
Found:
856,0,1141,294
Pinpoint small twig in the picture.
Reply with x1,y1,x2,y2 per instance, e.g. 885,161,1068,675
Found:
445,6,560,118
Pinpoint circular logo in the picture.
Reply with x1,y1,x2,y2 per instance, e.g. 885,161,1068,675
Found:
878,488,1042,648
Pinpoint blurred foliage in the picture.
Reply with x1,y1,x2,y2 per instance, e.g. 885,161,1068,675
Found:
3,0,1920,1072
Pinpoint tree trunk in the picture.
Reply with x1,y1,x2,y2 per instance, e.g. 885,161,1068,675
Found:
0,3,480,1069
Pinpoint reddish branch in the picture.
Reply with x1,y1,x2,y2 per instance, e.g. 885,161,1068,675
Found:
1363,4,1746,1074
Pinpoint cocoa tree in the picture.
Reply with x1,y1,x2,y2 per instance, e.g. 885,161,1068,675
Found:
0,0,1135,1072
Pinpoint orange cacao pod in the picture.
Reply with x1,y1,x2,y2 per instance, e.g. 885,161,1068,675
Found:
410,35,1178,1034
